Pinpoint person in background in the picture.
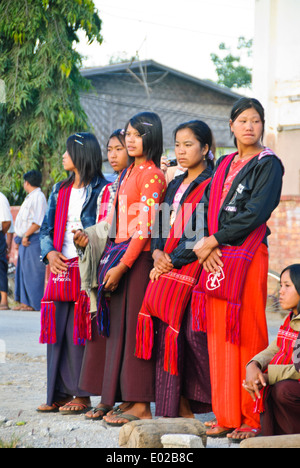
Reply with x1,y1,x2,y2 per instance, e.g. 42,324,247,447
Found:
37,132,107,415
244,264,300,437
192,97,284,441
0,192,11,310
13,170,47,311
160,154,186,185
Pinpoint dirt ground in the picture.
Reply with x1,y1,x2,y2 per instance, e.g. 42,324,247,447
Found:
0,310,282,449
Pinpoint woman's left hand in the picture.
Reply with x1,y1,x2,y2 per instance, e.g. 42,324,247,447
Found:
103,263,128,292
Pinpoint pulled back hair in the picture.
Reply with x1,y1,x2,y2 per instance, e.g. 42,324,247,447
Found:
124,112,163,168
174,120,215,170
281,264,300,314
230,97,265,147
106,129,125,148
65,132,104,187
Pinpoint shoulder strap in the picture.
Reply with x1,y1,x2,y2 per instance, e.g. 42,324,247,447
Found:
53,183,73,252
164,177,211,253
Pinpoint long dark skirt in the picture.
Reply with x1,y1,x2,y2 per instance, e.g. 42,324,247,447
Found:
46,301,94,406
15,234,46,310
155,303,212,417
79,315,107,395
261,380,300,436
101,251,155,407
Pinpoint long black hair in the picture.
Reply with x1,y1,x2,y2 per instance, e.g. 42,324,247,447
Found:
281,264,300,314
173,120,215,170
230,97,265,147
64,132,104,187
124,112,163,168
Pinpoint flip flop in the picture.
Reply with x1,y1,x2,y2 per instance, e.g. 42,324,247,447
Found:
104,413,141,427
85,406,112,421
36,400,72,413
59,401,92,415
228,427,261,443
206,424,234,438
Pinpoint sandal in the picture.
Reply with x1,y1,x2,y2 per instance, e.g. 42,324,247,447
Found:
104,413,141,427
59,400,92,415
206,424,234,438
85,406,112,421
228,426,261,443
204,418,217,427
36,399,72,413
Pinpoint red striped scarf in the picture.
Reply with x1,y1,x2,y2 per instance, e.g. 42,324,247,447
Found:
191,153,266,345
39,183,91,345
255,312,299,413
97,183,112,222
135,178,210,375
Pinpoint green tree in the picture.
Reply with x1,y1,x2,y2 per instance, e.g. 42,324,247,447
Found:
0,0,102,204
211,36,252,89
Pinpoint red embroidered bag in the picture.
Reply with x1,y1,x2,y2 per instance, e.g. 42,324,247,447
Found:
135,178,210,375
191,153,266,345
39,183,91,345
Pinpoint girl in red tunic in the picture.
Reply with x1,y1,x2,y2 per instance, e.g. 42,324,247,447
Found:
244,264,300,437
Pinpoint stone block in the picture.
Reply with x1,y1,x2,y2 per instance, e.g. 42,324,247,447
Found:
240,434,300,448
119,418,207,449
161,433,204,449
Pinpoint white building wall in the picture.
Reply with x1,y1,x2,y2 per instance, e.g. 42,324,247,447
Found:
253,0,300,195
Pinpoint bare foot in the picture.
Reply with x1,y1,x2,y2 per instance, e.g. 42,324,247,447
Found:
179,396,195,418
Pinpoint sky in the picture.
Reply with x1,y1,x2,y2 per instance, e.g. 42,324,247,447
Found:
76,0,255,83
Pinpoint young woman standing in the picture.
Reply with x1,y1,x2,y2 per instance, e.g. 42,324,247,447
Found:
192,98,284,440
74,129,129,420
37,132,107,414
137,120,214,418
96,112,166,426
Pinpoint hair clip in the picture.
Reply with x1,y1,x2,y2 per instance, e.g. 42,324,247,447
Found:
120,129,125,135
142,122,153,126
75,139,83,146
75,133,84,139
207,150,214,161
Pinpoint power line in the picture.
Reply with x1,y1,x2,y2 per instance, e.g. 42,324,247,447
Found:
98,8,250,40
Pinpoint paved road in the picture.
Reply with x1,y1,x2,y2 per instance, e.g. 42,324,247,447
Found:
0,310,46,358
0,309,282,360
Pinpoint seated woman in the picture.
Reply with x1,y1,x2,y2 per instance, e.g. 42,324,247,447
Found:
243,264,300,437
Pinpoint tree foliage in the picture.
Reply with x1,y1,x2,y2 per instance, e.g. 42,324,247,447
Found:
0,0,102,204
211,36,252,90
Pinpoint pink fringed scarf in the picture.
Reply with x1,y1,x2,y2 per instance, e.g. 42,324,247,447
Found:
39,183,91,345
135,178,211,375
191,153,266,345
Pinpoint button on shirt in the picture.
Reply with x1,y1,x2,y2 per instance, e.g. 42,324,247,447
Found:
14,188,47,237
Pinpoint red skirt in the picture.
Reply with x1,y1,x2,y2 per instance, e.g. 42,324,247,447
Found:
206,244,269,429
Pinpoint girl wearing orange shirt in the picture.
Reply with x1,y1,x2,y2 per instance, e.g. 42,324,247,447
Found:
97,112,166,426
